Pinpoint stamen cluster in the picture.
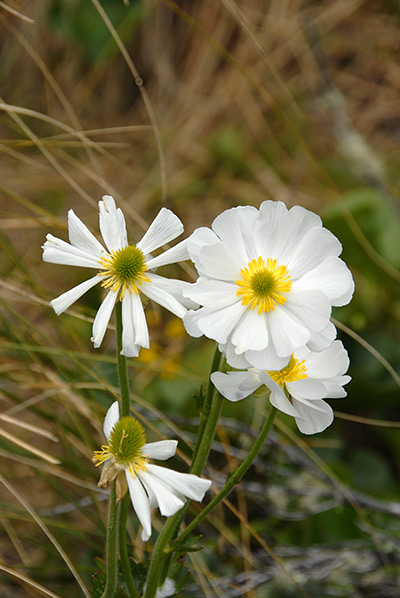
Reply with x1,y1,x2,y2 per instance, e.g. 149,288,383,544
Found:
236,256,292,313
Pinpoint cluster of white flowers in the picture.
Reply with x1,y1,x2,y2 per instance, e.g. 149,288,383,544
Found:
43,196,354,538
183,201,354,434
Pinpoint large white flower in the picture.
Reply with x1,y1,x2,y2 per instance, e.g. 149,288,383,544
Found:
183,201,354,365
93,402,211,541
42,195,192,357
211,340,351,434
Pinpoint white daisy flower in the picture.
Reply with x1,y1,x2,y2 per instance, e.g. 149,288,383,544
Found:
211,340,351,434
183,201,354,364
93,402,212,541
42,195,192,357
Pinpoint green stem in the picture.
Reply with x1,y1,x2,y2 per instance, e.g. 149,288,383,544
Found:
191,346,223,464
178,406,278,544
115,300,130,417
143,345,224,598
119,495,139,598
101,482,119,598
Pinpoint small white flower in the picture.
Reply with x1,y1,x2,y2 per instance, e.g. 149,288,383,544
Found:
93,402,211,541
183,201,354,364
42,195,192,357
211,340,351,434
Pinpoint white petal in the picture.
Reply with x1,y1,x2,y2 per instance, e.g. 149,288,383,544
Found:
255,202,321,263
287,227,342,279
220,341,253,369
154,579,176,598
147,464,211,502
146,239,190,270
307,321,337,351
126,473,152,541
141,274,187,318
139,470,185,517
268,308,310,357
143,440,178,460
91,292,117,348
257,371,300,417
147,276,198,310
245,343,289,371
43,234,102,268
103,401,120,440
137,208,183,255
187,227,219,269
323,376,351,398
211,371,259,402
183,308,207,338
267,385,299,417
50,275,99,315
295,256,354,306
67,209,106,256
183,278,238,310
196,241,242,281
231,308,269,353
195,301,246,344
121,292,136,357
99,195,127,253
130,292,150,350
304,340,349,379
120,292,145,357
294,399,334,434
287,378,327,400
285,288,331,333
211,206,258,265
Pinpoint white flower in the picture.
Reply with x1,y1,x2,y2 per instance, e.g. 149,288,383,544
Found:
183,201,354,365
211,340,351,434
42,195,192,357
93,402,212,541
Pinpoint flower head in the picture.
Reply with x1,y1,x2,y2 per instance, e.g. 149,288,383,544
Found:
42,195,192,357
183,201,354,364
93,402,211,541
211,340,351,434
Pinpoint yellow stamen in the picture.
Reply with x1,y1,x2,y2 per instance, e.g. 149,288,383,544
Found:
236,256,292,313
93,445,113,466
267,354,308,385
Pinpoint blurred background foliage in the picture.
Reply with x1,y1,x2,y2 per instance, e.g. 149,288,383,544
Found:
0,0,399,596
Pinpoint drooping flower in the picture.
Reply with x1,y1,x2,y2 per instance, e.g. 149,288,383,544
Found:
183,201,354,365
93,402,211,541
211,340,351,434
42,195,192,357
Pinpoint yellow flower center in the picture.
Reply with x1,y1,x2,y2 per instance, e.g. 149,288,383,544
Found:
267,354,308,385
236,256,292,313
98,245,150,298
93,416,149,478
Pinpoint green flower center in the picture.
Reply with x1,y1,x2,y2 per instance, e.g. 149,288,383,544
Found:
98,245,150,297
112,246,147,281
108,416,146,465
250,270,276,296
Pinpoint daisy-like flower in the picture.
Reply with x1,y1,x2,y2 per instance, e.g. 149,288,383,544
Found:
93,402,212,541
184,201,354,365
42,195,192,357
211,340,351,434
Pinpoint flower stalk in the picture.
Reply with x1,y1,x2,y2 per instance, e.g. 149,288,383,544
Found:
116,301,130,418
143,346,224,598
101,481,119,598
177,405,277,544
